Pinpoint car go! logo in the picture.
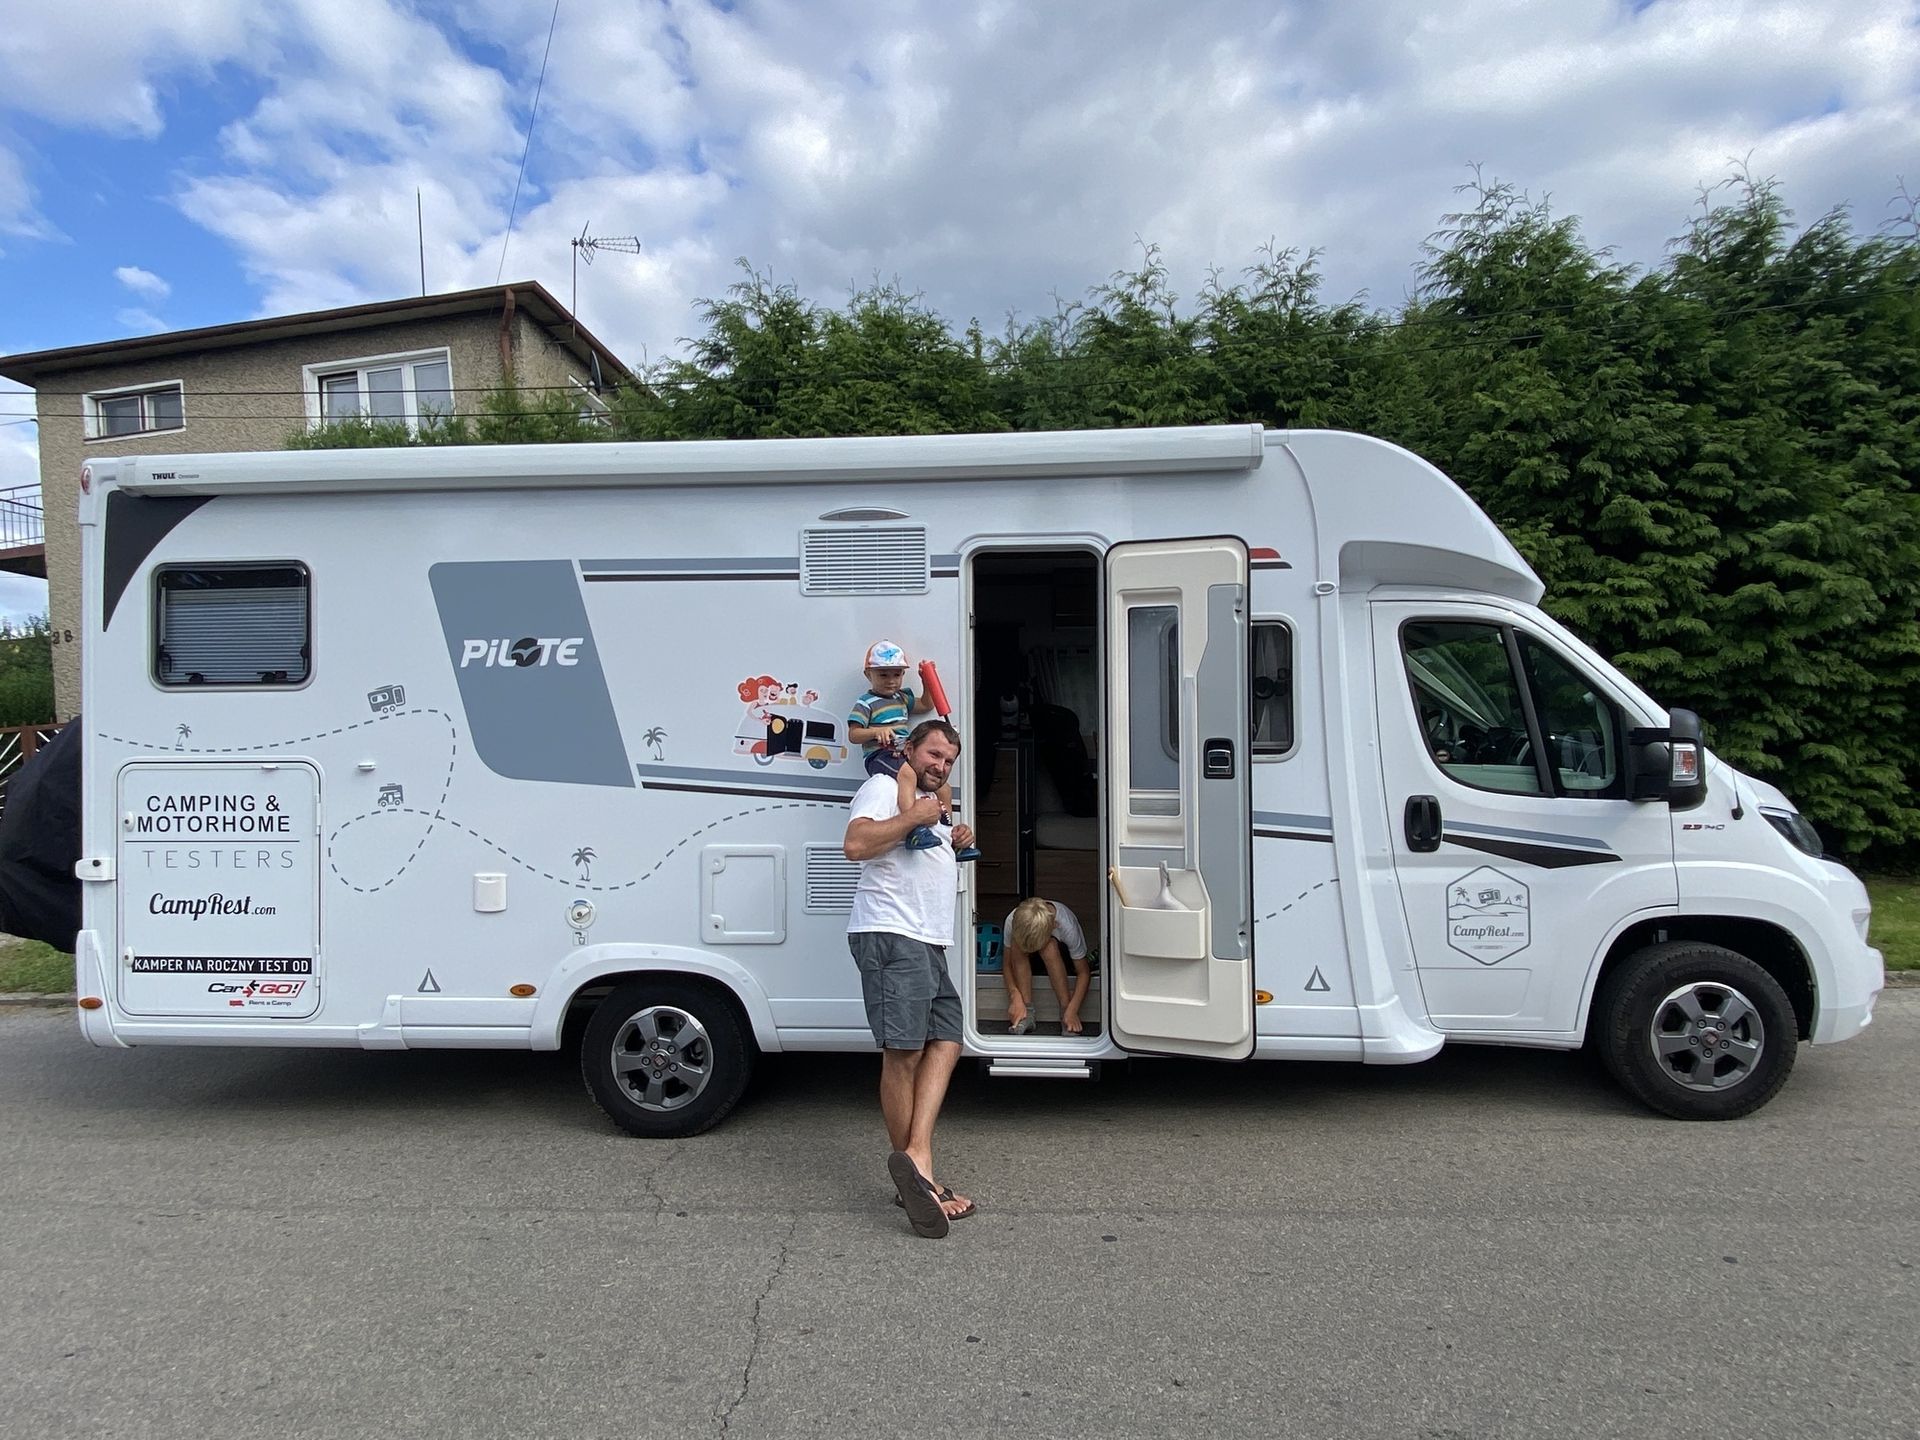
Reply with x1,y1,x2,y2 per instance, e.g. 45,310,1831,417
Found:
459,637,584,668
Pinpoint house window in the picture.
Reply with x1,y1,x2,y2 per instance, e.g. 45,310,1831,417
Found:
571,379,611,423
87,382,185,440
155,564,310,687
307,350,454,430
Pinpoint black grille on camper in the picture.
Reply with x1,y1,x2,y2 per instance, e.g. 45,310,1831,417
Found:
800,526,928,595
804,845,863,913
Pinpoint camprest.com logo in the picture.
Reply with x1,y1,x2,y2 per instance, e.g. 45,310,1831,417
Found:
459,637,585,668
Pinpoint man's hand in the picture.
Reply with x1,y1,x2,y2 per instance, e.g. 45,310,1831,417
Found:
904,794,943,828
951,822,975,852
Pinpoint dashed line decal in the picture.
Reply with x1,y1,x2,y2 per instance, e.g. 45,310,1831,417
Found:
1256,878,1339,924
103,709,835,895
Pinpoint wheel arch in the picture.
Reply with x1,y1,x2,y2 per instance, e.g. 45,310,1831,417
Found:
1582,916,1815,1042
532,944,778,1054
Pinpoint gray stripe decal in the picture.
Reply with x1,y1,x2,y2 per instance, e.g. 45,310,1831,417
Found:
1253,810,1332,831
1445,818,1612,852
582,557,798,572
637,763,864,798
1443,832,1621,868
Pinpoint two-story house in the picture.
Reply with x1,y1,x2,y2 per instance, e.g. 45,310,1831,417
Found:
0,281,633,716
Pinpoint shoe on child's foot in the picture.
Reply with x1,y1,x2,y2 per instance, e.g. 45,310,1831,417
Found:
903,825,942,851
953,844,981,862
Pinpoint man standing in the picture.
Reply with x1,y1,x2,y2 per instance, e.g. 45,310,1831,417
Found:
843,719,977,1238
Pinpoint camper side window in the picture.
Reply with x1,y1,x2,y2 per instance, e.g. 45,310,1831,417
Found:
154,564,311,687
1126,604,1180,812
1400,621,1543,796
1250,621,1293,756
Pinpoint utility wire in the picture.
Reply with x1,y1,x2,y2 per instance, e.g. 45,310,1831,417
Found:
496,0,562,285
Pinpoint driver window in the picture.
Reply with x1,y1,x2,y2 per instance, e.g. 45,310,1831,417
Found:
1519,637,1624,798
1400,621,1542,795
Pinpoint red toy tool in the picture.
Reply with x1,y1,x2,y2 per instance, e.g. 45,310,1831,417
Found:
918,659,952,719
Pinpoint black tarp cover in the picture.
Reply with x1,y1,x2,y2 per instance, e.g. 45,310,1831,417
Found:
0,718,80,949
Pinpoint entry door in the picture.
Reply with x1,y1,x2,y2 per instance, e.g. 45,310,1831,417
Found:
1370,602,1677,1033
1105,538,1254,1059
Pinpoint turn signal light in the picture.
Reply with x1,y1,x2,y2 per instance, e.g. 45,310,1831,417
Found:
1254,990,1273,1005
509,984,536,997
77,997,104,1010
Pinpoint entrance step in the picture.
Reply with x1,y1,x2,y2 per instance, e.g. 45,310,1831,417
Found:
987,1058,1095,1080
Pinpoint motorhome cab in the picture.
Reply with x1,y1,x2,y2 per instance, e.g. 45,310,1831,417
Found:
70,426,1884,1132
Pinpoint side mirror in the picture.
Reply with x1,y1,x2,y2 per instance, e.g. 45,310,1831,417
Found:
1628,707,1708,810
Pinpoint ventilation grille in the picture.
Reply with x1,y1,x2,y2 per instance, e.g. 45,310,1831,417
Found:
801,526,928,596
805,845,863,913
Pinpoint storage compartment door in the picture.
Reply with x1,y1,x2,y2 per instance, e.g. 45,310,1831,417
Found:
117,761,322,1018
1105,538,1254,1059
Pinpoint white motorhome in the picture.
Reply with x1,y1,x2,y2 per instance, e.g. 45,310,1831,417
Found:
70,426,1884,1132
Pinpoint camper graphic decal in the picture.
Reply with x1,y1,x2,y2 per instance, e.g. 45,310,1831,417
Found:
1446,866,1531,964
430,560,632,788
733,674,847,771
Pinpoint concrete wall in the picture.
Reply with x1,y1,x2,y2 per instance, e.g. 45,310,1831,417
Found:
32,311,536,717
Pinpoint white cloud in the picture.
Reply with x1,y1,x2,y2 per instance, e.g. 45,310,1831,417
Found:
7,0,1919,364
113,308,168,335
114,265,171,301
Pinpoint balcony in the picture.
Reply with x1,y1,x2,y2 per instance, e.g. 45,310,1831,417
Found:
0,485,45,578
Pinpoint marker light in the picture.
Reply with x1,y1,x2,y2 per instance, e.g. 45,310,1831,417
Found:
77,997,104,1010
1671,742,1701,785
509,984,537,997
1255,990,1273,1005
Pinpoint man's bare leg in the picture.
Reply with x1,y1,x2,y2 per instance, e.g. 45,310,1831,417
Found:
903,1039,969,1217
1004,947,1032,1028
879,1046,922,1152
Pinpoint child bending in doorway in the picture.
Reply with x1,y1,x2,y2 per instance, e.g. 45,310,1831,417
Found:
1004,897,1092,1034
847,639,980,860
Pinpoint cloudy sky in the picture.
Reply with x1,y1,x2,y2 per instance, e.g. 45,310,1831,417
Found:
0,0,1915,616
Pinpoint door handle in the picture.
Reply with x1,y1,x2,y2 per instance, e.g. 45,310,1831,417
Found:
1404,795,1442,852
1203,737,1235,780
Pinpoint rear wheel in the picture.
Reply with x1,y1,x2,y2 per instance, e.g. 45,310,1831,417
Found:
1594,942,1796,1120
581,978,754,1137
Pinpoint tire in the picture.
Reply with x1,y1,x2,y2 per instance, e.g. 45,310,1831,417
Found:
1594,942,1797,1120
580,977,754,1137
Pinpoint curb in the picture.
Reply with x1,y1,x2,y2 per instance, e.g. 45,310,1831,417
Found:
5,972,1918,1011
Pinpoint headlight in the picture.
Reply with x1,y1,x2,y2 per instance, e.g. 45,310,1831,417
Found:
1762,808,1824,858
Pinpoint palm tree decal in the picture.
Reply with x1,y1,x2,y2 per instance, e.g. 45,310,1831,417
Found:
175,724,191,751
642,726,667,761
572,847,595,881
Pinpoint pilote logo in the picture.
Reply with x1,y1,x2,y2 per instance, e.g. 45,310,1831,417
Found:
459,637,584,668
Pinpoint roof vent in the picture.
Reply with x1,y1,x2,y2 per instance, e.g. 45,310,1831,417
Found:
805,845,862,913
801,525,928,596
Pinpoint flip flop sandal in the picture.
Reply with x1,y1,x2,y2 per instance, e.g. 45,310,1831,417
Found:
892,1185,977,1221
1009,1014,1034,1035
886,1151,949,1239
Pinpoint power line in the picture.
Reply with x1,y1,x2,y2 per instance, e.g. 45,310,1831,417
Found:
496,0,562,285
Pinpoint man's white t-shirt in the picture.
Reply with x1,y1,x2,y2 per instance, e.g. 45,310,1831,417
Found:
1003,901,1088,960
845,774,956,946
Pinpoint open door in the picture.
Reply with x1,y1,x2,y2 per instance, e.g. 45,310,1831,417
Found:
1105,538,1254,1059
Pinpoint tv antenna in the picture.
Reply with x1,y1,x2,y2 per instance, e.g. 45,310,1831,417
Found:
570,223,642,333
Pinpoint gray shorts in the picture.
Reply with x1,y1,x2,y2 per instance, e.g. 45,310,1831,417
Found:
848,931,962,1051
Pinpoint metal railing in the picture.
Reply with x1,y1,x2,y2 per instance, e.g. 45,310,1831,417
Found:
0,486,44,549
0,721,65,823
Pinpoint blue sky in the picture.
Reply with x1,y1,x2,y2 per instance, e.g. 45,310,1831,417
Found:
2,0,1917,621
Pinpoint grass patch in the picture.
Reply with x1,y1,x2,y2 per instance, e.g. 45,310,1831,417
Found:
1866,875,1919,971
0,938,75,993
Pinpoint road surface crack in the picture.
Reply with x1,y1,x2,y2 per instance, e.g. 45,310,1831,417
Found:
717,1220,797,1436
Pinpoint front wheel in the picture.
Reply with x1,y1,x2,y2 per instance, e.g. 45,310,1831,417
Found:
1594,942,1797,1120
581,978,754,1137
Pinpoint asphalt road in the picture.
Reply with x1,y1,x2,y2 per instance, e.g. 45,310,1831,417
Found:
1,996,1915,1440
